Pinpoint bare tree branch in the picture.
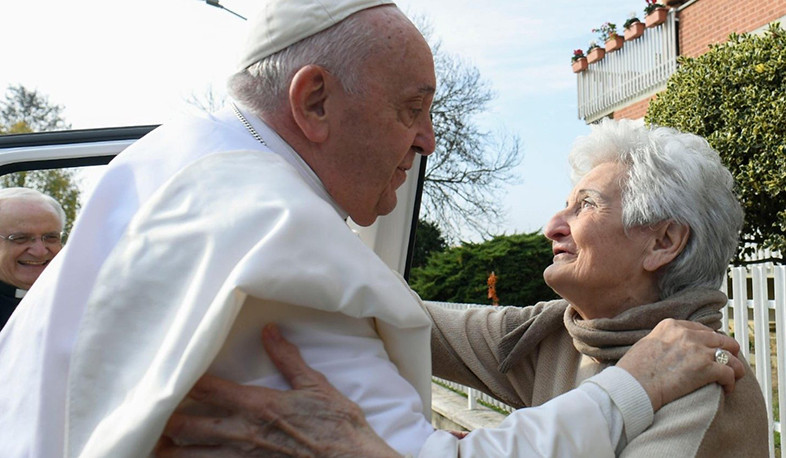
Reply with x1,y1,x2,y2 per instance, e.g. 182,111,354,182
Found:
417,26,523,242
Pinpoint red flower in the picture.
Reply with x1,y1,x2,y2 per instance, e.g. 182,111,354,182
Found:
644,0,665,15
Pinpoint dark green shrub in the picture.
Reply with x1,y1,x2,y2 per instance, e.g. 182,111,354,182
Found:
409,232,558,306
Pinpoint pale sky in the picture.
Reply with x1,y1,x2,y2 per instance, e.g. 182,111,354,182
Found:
0,0,648,240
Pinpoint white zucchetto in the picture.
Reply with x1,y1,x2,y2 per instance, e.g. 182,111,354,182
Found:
236,0,396,72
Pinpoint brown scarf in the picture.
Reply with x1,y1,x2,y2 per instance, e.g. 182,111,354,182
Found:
498,288,726,373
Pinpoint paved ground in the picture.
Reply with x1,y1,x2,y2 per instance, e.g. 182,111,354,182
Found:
430,382,508,432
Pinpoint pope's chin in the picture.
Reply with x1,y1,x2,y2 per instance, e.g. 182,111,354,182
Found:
351,200,396,227
368,193,399,224
350,183,400,226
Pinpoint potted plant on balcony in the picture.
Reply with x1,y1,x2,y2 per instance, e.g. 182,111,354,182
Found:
586,41,605,64
593,22,624,53
571,49,588,73
623,13,645,41
644,0,668,28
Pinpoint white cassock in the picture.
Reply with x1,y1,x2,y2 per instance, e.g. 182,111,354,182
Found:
0,103,625,458
0,103,432,457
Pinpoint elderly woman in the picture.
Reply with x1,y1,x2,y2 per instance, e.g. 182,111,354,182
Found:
425,119,768,456
158,120,758,456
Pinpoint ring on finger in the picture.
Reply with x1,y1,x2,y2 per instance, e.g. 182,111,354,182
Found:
714,348,731,366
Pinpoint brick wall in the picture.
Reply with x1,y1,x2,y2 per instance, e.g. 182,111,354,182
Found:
613,97,653,121
679,0,786,57
613,0,786,121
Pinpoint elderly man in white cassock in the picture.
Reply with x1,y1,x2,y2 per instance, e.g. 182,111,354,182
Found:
0,1,744,457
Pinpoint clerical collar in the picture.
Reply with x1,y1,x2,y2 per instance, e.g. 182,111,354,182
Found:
0,280,26,299
231,102,350,221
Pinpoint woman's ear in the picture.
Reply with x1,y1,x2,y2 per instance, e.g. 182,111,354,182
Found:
289,65,331,143
643,221,690,272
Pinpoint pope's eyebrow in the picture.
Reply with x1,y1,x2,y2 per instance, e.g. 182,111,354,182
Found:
418,84,436,95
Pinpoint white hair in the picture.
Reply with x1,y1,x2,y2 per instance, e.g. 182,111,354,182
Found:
228,6,403,116
568,119,743,298
0,187,66,230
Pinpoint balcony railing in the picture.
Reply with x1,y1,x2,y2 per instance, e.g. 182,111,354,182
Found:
577,10,678,123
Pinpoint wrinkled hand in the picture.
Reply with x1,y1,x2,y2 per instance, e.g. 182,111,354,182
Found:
617,319,745,412
156,324,400,458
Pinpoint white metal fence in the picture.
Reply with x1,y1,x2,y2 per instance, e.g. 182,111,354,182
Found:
576,10,678,123
430,302,517,414
722,265,784,457
429,263,785,457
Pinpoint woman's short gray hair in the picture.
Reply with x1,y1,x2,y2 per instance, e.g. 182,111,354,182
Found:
568,119,743,298
0,187,66,229
228,6,393,116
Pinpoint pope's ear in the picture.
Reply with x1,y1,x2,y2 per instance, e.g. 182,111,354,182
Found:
289,65,331,143
643,221,690,272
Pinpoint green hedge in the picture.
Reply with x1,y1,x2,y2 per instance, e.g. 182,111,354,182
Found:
409,232,558,306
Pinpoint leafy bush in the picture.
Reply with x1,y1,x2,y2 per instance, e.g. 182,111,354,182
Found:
646,24,786,262
409,232,559,306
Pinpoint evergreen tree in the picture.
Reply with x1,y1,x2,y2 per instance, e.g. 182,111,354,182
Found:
411,219,447,269
409,232,558,306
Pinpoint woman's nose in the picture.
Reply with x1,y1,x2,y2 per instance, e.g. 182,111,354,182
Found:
544,210,570,241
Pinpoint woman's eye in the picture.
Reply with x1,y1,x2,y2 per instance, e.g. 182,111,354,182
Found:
576,198,595,213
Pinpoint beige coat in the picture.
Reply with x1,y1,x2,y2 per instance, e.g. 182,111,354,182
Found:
426,289,769,457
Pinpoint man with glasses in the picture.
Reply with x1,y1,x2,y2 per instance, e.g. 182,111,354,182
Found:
0,187,65,328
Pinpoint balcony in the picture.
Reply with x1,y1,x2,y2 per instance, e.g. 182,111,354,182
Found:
577,10,678,123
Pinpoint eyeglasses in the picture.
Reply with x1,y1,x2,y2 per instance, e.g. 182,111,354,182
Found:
0,232,64,246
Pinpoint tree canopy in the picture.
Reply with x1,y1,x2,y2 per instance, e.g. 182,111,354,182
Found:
0,85,70,133
646,24,786,262
0,84,81,234
409,232,558,306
